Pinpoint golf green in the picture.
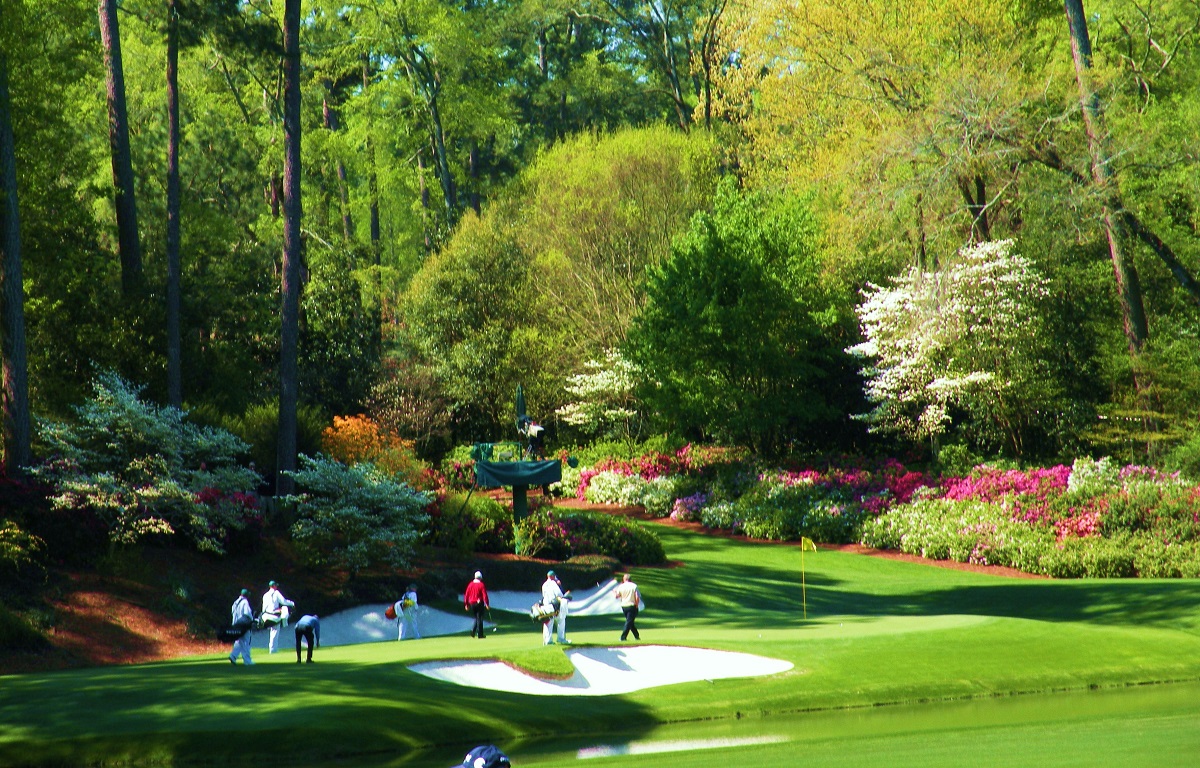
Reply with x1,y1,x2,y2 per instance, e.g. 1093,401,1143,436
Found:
2,523,1199,767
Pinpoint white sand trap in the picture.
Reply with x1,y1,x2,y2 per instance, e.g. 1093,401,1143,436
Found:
316,605,487,647
407,645,793,696
489,578,643,616
295,579,640,648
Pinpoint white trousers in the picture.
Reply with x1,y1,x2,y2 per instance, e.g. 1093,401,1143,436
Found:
399,608,420,640
267,606,290,652
231,632,253,664
555,600,569,642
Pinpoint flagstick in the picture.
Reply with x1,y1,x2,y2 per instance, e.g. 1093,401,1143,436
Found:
800,537,815,620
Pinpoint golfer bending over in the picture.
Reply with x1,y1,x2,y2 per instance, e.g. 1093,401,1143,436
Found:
613,573,641,641
294,614,319,663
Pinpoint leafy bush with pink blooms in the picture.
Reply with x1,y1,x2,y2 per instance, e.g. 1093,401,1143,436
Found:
670,492,709,522
513,509,665,564
574,448,937,544
862,458,1200,577
565,445,1200,576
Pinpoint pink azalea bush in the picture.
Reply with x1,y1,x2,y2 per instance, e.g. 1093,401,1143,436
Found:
864,459,1200,577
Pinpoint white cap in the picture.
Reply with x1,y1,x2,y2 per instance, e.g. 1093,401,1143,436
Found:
474,571,483,579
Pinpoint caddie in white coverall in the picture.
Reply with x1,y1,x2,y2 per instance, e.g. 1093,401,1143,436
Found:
229,588,254,665
540,570,570,645
262,580,295,653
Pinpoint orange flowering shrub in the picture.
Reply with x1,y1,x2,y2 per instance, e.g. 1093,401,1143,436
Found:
321,414,431,488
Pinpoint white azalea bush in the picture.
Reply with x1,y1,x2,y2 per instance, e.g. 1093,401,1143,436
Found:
583,470,649,506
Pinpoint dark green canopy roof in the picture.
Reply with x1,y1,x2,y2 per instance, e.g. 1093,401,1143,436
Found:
474,459,562,489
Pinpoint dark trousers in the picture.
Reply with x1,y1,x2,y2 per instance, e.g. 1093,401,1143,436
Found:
621,605,640,640
470,602,487,637
295,626,315,662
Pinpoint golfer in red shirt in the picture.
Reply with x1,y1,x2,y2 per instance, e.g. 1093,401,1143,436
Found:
464,571,490,638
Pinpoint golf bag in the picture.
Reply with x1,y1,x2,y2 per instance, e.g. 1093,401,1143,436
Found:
529,602,556,622
216,621,252,643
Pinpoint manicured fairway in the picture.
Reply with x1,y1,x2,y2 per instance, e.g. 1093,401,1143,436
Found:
2,523,1199,767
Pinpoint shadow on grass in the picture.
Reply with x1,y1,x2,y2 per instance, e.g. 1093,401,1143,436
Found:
0,652,657,768
634,526,1200,634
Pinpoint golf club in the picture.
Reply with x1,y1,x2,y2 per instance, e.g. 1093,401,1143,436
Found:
488,607,497,632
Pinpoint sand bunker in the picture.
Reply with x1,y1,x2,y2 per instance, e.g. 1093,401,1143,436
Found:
315,604,480,647
489,578,641,617
313,580,634,648
408,645,793,696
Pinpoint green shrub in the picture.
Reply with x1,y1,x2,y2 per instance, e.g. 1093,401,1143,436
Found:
0,602,46,653
637,476,678,517
33,372,262,555
1163,432,1200,482
426,491,513,554
705,460,759,503
937,443,982,476
282,455,430,574
700,500,739,532
861,498,1058,569
223,398,327,485
732,480,867,544
0,521,45,583
1131,536,1200,578
636,434,688,457
514,510,665,564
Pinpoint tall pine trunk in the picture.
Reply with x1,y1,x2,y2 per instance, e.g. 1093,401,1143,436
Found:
0,54,31,473
165,0,182,407
99,0,143,295
321,86,353,241
1064,0,1148,354
276,0,302,495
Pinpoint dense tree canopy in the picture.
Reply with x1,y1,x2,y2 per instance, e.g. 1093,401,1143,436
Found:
627,181,855,453
3,0,1200,475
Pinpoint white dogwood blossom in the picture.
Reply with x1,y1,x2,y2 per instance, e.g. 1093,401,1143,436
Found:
555,349,641,439
849,239,1052,446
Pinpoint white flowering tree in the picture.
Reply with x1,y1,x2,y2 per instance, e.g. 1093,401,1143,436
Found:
849,239,1060,457
554,349,642,442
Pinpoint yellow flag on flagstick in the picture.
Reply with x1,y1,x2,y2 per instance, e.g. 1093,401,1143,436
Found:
800,537,817,619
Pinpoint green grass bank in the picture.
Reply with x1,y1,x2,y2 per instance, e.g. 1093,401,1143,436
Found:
2,524,1199,767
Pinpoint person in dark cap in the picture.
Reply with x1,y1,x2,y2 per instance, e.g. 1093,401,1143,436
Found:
229,588,254,665
539,570,570,645
261,579,295,654
463,571,489,639
454,744,510,768
613,573,641,642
